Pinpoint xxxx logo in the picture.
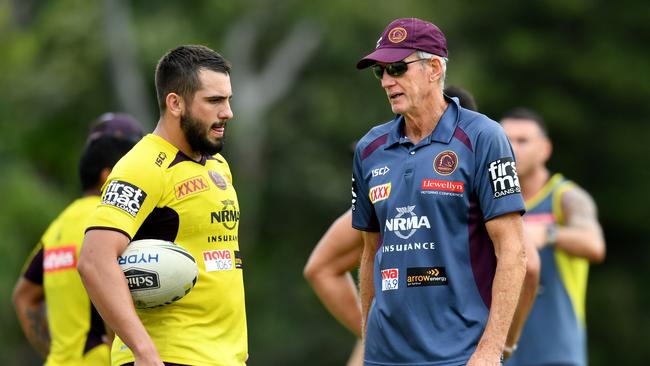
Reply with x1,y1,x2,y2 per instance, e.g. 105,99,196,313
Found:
175,175,210,200
369,182,391,204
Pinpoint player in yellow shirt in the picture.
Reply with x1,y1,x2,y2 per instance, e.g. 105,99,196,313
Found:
12,113,143,365
78,45,247,366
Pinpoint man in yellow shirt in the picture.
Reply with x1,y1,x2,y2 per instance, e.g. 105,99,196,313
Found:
12,113,143,365
78,45,247,366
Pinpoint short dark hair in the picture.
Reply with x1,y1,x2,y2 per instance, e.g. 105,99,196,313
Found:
79,136,137,191
155,45,231,112
444,85,478,111
500,107,548,136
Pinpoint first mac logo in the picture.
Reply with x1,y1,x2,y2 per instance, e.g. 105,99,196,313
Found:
101,180,147,217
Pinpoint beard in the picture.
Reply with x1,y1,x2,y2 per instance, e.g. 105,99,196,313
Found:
180,110,225,156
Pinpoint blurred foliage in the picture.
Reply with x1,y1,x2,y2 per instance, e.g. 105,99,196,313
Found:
1,0,648,365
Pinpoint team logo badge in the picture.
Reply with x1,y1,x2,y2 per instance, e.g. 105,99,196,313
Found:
208,170,227,190
388,27,408,43
433,150,458,176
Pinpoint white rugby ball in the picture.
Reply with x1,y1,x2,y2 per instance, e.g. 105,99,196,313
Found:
118,239,198,309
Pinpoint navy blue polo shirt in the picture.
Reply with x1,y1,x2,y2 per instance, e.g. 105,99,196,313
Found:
352,97,525,365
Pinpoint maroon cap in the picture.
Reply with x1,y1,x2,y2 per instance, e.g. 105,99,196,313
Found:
87,112,144,143
357,18,448,69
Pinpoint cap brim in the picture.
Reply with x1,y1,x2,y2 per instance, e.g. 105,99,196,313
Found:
356,48,415,69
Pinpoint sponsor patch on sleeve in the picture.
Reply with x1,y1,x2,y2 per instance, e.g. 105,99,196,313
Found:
43,246,77,272
369,182,391,204
406,267,448,287
487,157,521,198
101,180,147,217
381,268,399,291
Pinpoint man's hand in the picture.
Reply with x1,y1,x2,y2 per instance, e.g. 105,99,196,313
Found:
466,349,502,366
523,222,548,249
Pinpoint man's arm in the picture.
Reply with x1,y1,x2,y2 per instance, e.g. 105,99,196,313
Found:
359,231,380,337
504,239,540,359
12,278,49,358
556,187,606,262
78,229,163,366
468,212,526,365
525,187,605,263
304,209,363,337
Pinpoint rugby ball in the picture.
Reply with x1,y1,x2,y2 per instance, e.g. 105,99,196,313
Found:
118,239,199,309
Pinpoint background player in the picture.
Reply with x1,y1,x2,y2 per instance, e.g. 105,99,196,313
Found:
78,45,246,366
501,108,605,366
12,113,143,365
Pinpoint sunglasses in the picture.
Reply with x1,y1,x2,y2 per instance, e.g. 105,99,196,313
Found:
372,59,428,80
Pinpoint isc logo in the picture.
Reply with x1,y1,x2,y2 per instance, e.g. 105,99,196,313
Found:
203,250,233,272
371,166,390,177
381,268,399,291
369,182,391,204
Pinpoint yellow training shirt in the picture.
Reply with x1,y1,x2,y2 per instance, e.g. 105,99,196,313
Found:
24,196,110,366
87,134,247,366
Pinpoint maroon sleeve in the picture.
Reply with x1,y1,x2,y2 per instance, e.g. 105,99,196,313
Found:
22,247,44,285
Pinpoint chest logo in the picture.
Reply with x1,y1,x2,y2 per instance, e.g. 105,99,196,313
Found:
385,205,431,239
209,170,228,190
381,268,399,291
433,150,458,176
211,199,240,231
175,175,209,200
369,182,391,204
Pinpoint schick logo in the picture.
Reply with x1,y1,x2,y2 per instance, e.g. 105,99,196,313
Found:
385,205,431,239
123,268,160,291
488,157,521,198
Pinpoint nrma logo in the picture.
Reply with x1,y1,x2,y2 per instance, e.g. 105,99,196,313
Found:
385,205,431,239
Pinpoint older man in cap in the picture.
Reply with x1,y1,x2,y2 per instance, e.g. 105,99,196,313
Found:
351,18,527,365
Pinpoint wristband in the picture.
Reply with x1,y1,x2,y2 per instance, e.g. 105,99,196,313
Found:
546,224,558,245
504,343,518,354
